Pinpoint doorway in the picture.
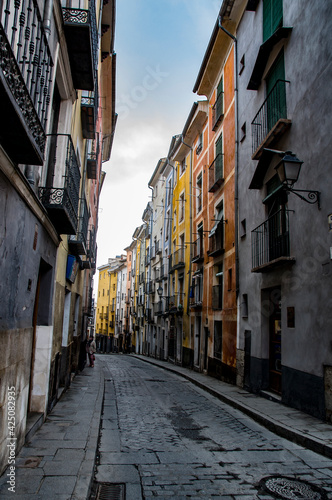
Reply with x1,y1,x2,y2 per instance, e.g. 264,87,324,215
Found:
269,287,282,394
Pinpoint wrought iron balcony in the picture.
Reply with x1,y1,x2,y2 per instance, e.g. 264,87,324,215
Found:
169,248,185,273
62,1,98,91
160,261,168,280
86,140,99,179
208,220,224,257
87,225,97,269
155,300,164,316
81,86,98,139
208,154,224,193
212,92,224,131
212,285,223,310
251,209,294,272
251,79,291,159
146,281,155,294
0,1,53,165
192,239,204,263
69,197,89,256
39,134,81,235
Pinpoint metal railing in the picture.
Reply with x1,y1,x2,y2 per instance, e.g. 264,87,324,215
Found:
69,196,89,254
0,0,54,155
208,154,224,192
169,248,185,271
208,222,224,256
251,209,291,269
251,79,289,154
39,134,81,233
192,239,204,262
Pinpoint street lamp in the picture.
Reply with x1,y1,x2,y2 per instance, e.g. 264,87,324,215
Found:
274,151,320,209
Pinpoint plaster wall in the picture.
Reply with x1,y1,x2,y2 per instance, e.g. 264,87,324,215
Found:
237,1,332,393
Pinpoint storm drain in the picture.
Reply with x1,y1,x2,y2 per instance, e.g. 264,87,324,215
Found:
94,483,125,500
259,476,327,499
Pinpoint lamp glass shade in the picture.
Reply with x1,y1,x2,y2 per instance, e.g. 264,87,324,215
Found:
157,286,163,296
275,153,303,186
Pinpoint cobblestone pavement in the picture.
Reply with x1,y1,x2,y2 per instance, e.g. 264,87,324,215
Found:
93,355,332,500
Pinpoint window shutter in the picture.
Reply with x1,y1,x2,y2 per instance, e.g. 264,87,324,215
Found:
263,0,283,42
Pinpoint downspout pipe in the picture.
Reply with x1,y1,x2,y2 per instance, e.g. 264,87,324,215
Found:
218,15,240,298
43,0,53,39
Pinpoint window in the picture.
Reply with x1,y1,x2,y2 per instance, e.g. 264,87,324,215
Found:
212,77,224,130
198,223,204,256
209,202,224,254
240,218,247,238
196,133,203,155
173,209,177,231
197,173,202,213
239,54,245,75
228,268,232,291
240,122,246,142
179,193,185,222
214,321,223,359
263,0,283,42
165,209,170,241
180,158,186,176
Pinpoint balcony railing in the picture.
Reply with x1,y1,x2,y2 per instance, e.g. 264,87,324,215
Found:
146,281,155,294
251,209,293,271
209,154,224,193
160,261,168,279
39,134,81,235
208,220,224,257
87,140,99,179
192,239,204,263
212,285,223,310
139,272,145,284
0,1,53,165
169,248,185,273
155,300,164,316
212,92,224,131
81,85,98,139
69,196,89,255
87,225,97,269
62,1,98,91
251,79,290,158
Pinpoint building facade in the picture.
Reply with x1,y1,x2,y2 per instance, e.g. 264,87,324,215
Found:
0,0,116,474
236,0,332,419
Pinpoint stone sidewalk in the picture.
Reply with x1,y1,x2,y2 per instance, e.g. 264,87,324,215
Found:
1,353,332,499
0,358,105,500
133,354,332,461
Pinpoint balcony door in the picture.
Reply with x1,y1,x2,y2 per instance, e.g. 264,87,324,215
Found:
266,175,288,261
266,50,286,131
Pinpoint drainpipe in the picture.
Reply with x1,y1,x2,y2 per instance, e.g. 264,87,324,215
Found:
43,0,53,39
218,16,239,298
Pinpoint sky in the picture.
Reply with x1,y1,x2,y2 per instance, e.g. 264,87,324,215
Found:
96,0,221,270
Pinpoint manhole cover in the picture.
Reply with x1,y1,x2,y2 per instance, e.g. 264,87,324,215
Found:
259,476,327,499
94,482,125,500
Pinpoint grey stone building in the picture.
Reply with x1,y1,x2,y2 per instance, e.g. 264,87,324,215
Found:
236,0,332,419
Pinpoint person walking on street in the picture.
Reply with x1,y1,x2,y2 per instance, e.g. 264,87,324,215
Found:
87,335,96,367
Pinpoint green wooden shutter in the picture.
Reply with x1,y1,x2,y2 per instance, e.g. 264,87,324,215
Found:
263,0,283,42
215,135,223,180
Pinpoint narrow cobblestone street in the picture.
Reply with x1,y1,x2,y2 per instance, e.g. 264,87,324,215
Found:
92,355,332,499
